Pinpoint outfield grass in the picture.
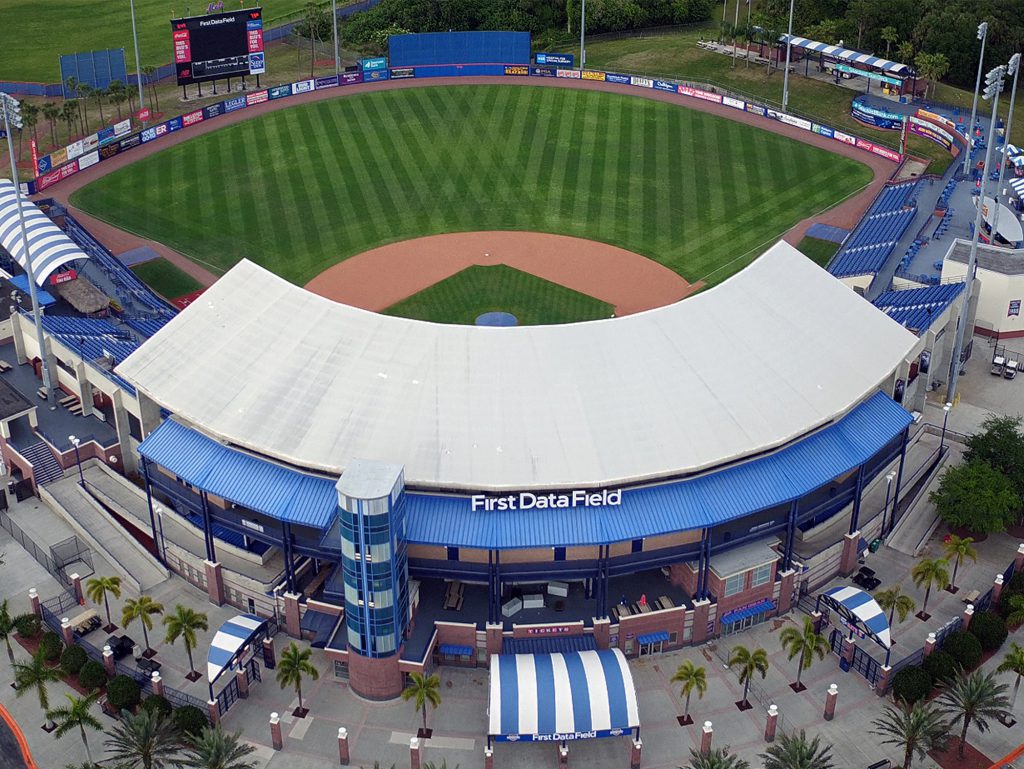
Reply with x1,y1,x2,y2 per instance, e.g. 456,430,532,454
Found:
384,265,614,325
796,236,840,268
71,85,872,288
131,258,202,299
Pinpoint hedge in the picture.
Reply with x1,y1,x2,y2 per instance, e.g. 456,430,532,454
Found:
142,694,172,718
173,705,208,738
38,631,63,662
923,649,956,684
969,612,1008,651
942,630,983,670
892,666,933,704
15,614,41,638
60,645,88,675
78,659,107,691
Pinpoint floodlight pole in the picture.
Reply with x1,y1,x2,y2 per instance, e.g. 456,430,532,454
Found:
781,0,795,112
579,0,586,69
962,22,989,176
1,95,56,407
989,53,1020,248
947,64,1006,406
331,0,340,77
129,0,146,121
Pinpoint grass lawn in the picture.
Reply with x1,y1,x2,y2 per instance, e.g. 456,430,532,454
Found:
71,85,872,288
131,258,202,299
383,265,614,325
0,0,312,84
796,236,840,267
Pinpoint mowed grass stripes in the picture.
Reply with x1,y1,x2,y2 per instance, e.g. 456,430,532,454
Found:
70,85,873,287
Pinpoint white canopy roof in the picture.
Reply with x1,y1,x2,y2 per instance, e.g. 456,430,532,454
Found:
117,241,918,491
0,179,87,285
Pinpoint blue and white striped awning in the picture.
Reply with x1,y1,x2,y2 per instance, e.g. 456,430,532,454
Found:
488,649,640,742
779,36,911,75
1009,178,1024,197
207,614,266,683
1001,144,1023,157
820,586,891,649
0,179,89,286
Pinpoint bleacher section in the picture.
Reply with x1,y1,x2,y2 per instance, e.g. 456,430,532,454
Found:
27,312,140,393
126,318,171,338
828,181,921,278
871,282,966,335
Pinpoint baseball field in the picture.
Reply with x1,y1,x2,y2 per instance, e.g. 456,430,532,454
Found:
70,85,872,297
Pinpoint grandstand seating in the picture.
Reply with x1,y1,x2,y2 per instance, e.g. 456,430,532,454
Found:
871,282,966,334
827,181,921,278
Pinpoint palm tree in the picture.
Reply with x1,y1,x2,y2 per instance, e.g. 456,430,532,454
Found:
686,746,750,769
107,80,127,121
401,672,441,736
276,642,319,717
0,599,19,667
46,692,103,765
670,660,707,724
13,648,63,728
104,709,182,769
19,103,39,161
181,725,257,769
162,605,208,680
123,596,164,656
874,585,916,628
42,102,60,148
996,641,1024,708
915,52,950,100
1006,594,1024,627
77,84,93,134
880,26,899,57
760,730,834,769
910,558,948,619
942,536,977,592
727,645,768,708
86,576,122,632
93,86,106,125
60,101,78,142
64,76,82,129
872,701,949,769
778,617,829,690
142,66,159,114
938,669,1011,758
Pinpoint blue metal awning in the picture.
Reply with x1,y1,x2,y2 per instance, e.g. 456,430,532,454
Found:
820,586,891,649
504,636,597,655
488,649,640,741
779,35,912,74
207,614,266,684
720,599,776,625
9,274,55,306
636,631,670,645
440,644,474,657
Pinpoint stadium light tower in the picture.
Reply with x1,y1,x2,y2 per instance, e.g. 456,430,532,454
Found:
989,53,1020,248
947,63,1006,406
0,94,57,407
129,0,146,122
962,22,989,175
331,0,340,77
579,0,587,69
781,0,796,112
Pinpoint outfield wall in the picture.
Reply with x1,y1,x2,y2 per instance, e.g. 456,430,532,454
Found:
29,63,903,194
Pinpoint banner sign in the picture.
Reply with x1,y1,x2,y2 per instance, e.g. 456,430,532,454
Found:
604,72,630,84
813,124,834,138
471,489,621,512
745,103,766,117
203,101,225,119
679,85,722,103
536,52,573,67
361,57,387,71
833,129,857,146
531,66,557,77
291,78,314,94
119,134,142,151
504,65,529,76
910,120,953,151
245,89,268,106
917,108,958,134
495,727,629,743
854,138,901,161
630,76,653,88
99,142,122,160
77,150,100,170
141,126,158,143
653,79,676,92
722,95,744,109
223,95,247,112
581,70,606,81
313,75,338,89
36,160,79,191
66,139,84,160
556,69,581,79
50,269,78,286
390,67,415,79
182,110,204,129
364,68,390,81
769,110,812,131
1009,300,1021,317
268,84,292,99
836,63,902,86
339,71,363,85
851,104,901,130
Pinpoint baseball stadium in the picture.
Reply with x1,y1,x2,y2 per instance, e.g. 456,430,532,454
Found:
0,27,981,734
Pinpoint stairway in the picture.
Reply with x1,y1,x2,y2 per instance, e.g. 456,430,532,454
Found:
20,441,65,486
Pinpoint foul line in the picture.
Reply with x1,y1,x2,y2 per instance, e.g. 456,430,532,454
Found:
0,702,40,769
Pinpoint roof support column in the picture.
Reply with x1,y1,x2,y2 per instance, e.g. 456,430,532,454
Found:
697,528,712,601
848,464,866,536
886,428,910,537
140,457,164,566
784,499,799,571
200,490,216,563
595,545,609,620
282,522,296,594
487,550,499,625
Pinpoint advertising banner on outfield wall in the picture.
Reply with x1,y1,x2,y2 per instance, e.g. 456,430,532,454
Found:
246,90,269,106
364,68,390,81
99,141,121,160
183,109,204,126
315,75,339,89
630,76,653,88
653,79,676,92
833,130,856,146
581,70,605,81
531,66,557,77
204,102,224,119
504,65,529,76
361,57,387,71
745,103,766,117
269,84,292,99
722,95,744,109
390,67,415,79
769,110,813,131
291,79,314,95
340,71,363,85
605,72,630,84
812,124,834,138
77,150,100,170
536,52,574,67
224,95,247,113
36,159,79,191
679,85,722,104
909,123,953,151
557,69,581,79
118,134,141,151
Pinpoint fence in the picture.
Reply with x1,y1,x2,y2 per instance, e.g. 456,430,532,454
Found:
215,657,262,715
51,535,95,581
828,628,882,686
710,640,788,735
0,509,85,589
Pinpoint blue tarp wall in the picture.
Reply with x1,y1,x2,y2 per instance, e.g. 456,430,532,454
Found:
389,31,530,67
59,49,128,98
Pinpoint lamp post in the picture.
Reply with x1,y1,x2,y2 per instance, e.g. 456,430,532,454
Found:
963,22,989,176
331,0,340,78
128,0,146,122
68,435,84,486
948,63,1007,405
989,53,1020,248
579,0,586,69
880,470,897,537
940,402,953,452
781,0,796,112
1,94,56,409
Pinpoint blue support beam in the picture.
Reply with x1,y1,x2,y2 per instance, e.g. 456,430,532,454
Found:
849,464,866,535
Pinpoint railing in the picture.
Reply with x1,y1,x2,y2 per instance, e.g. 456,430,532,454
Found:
828,628,881,686
710,641,788,735
0,509,81,589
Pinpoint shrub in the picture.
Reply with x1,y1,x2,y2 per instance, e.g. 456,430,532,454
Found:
892,666,933,704
998,589,1024,620
923,649,956,684
106,675,141,713
969,612,1008,651
173,704,208,738
942,630,983,670
78,659,107,691
141,694,172,718
60,645,87,675
1008,571,1024,593
38,631,63,662
14,614,41,638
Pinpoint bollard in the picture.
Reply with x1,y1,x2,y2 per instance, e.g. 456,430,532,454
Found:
924,632,936,658
824,684,838,721
207,699,220,727
631,737,643,769
700,721,713,755
235,668,249,699
70,573,84,605
102,645,115,677
338,727,350,765
963,604,975,631
484,746,494,769
410,736,421,769
151,672,164,698
993,574,1005,603
270,712,283,751
765,704,778,742
60,618,73,647
28,588,40,618
558,741,569,767
1015,543,1024,574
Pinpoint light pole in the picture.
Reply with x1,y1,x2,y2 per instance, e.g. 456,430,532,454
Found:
331,0,340,78
880,470,897,537
989,53,1020,247
69,435,84,486
128,0,146,121
579,0,586,69
948,64,1007,406
963,22,989,176
940,402,953,452
781,0,796,112
1,94,56,408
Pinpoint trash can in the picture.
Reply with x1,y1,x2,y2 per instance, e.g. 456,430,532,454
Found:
869,538,882,553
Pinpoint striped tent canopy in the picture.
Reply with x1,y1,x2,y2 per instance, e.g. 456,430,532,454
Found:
207,614,266,683
820,586,891,649
488,649,640,742
1009,178,1024,197
1001,144,1023,157
0,179,89,286
779,35,912,75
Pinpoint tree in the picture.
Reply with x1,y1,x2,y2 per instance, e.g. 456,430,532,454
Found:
943,536,977,592
874,585,916,627
914,51,950,100
60,101,78,141
1006,594,1024,627
295,1,331,78
13,648,63,728
803,19,841,46
911,558,949,619
64,76,83,132
727,645,768,708
778,617,829,690
760,729,834,769
896,41,915,66
880,26,899,56
46,692,103,765
86,575,122,631
846,0,883,49
0,599,19,668
996,642,1024,709
42,102,60,148
401,671,441,735
686,746,750,769
871,701,949,769
162,605,208,680
670,659,707,723
964,414,1024,500
104,709,182,769
181,725,258,769
930,459,1017,534
142,66,159,114
276,642,319,716
93,86,106,125
938,669,1010,758
19,103,39,161
107,80,127,121
123,596,164,656
78,84,93,134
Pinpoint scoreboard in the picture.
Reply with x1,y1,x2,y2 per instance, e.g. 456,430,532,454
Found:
171,7,265,86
